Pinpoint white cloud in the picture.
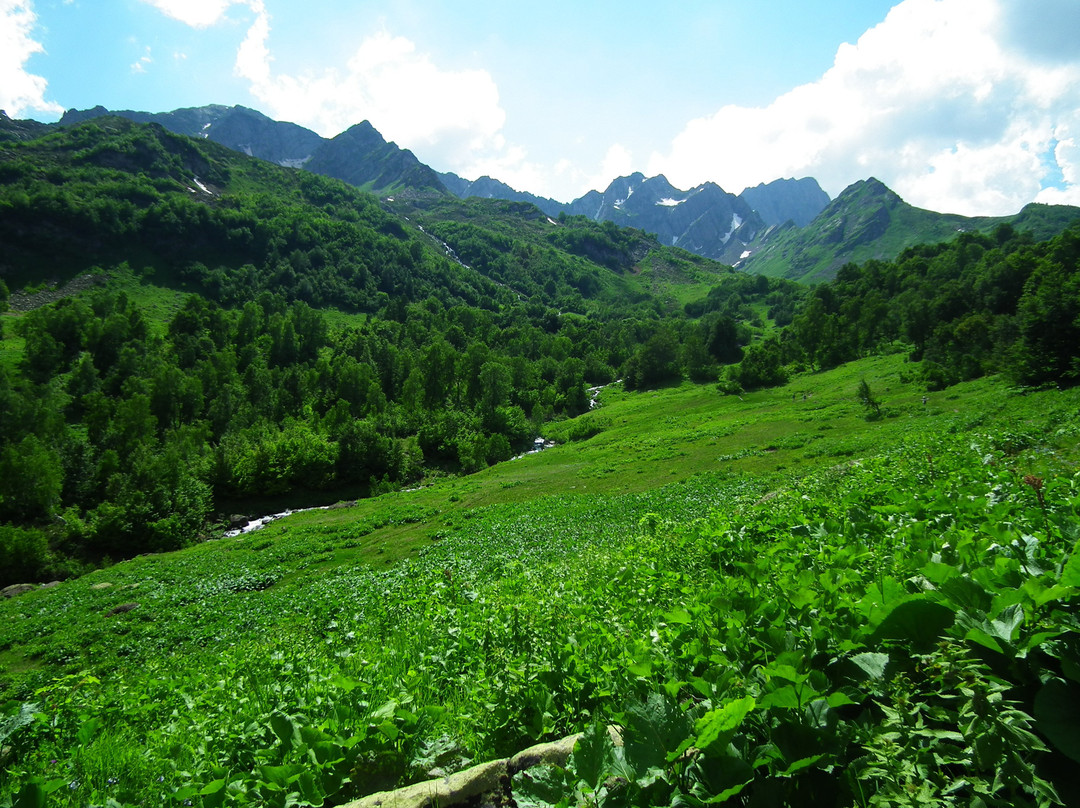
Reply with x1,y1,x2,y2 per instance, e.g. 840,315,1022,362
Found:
140,0,521,194
131,46,153,74
647,0,1080,216
135,0,1080,212
1034,120,1080,207
139,0,243,28
231,8,508,175
0,0,62,117
596,144,634,187
233,0,270,83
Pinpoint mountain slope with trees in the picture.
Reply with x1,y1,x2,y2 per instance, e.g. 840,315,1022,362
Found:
786,222,1080,389
0,117,794,583
2,115,1079,584
38,107,1080,281
741,177,1080,282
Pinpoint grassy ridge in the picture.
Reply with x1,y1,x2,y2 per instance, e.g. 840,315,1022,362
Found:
1,363,1079,806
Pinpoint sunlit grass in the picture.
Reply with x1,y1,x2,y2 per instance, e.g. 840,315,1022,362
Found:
2,355,1079,806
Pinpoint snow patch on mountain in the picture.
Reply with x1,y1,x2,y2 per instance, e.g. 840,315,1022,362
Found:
279,156,312,169
614,182,637,210
656,198,685,207
721,213,743,244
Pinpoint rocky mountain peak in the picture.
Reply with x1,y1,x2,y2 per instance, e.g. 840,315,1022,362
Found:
739,177,830,227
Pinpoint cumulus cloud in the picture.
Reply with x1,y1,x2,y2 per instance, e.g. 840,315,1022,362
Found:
0,0,63,117
647,0,1080,215
231,8,508,175
138,0,245,29
131,46,153,74
139,0,513,181
1034,122,1080,207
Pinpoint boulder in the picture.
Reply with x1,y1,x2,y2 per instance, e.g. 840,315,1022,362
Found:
343,726,622,808
1,583,36,598
343,760,506,808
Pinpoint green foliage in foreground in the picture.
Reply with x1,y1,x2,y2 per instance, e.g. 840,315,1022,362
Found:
1,377,1079,807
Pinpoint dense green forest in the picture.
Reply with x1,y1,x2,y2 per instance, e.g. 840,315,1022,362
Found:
787,224,1080,389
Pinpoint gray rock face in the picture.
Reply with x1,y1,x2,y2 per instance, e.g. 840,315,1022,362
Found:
739,177,831,227
562,173,766,264
0,110,53,142
438,172,564,214
439,171,827,266
60,105,321,169
1,583,36,598
342,727,622,808
201,106,323,168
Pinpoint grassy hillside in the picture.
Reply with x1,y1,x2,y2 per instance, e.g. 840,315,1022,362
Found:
742,178,1080,283
2,361,1079,806
391,197,741,315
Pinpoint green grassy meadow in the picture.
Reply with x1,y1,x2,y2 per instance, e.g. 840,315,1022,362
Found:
2,357,1080,807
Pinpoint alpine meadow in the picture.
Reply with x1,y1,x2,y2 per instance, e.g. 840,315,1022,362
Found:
2,98,1080,808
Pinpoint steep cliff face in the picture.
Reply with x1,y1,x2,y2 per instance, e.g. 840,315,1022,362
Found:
0,110,54,143
739,177,831,227
557,174,765,264
60,105,320,167
199,106,324,168
439,173,831,266
437,172,563,214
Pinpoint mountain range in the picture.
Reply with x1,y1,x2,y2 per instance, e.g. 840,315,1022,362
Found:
15,104,1080,281
44,105,829,265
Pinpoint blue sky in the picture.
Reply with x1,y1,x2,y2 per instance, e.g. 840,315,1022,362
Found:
4,0,1080,215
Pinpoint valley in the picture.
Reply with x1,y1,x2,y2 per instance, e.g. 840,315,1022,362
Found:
1,112,1079,807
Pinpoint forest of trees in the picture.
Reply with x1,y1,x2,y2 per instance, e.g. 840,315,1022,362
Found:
785,223,1080,388
2,117,1079,587
0,278,790,584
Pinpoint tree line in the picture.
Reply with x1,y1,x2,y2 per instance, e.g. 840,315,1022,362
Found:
0,275,787,584
783,223,1080,389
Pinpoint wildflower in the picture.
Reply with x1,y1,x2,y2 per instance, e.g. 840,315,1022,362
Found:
1024,474,1051,534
